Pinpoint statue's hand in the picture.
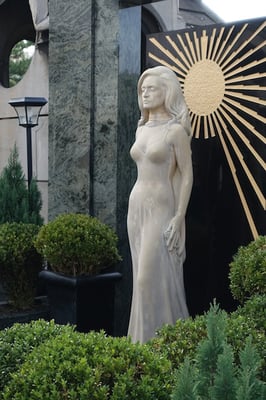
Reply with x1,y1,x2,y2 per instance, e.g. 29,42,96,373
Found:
164,215,182,253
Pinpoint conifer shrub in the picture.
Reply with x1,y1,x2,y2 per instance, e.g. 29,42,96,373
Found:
171,305,265,400
0,320,75,394
229,235,266,304
2,329,173,400
0,144,43,225
148,303,265,379
0,222,42,309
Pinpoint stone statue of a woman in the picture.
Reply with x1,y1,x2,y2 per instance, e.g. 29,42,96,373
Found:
127,66,193,343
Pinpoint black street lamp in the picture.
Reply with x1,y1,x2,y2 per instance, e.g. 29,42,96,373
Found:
8,97,47,189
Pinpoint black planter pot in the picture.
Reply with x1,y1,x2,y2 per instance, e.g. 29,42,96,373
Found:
39,270,122,334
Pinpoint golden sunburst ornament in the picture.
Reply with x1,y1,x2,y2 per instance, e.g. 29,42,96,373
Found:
147,19,265,239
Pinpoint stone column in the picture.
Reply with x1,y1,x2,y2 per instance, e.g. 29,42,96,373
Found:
48,1,142,335
48,0,120,227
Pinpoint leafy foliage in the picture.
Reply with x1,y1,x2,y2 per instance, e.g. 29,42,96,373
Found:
229,236,266,303
0,222,42,309
0,144,43,225
232,294,266,331
34,213,122,276
9,40,34,87
2,328,172,400
0,320,75,393
149,302,265,380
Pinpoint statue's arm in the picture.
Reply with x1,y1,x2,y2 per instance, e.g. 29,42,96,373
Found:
165,125,193,252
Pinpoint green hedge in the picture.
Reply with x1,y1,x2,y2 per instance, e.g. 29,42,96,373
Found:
2,327,172,400
229,235,266,303
0,320,75,394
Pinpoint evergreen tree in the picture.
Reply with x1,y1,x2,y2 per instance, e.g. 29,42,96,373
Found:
0,144,43,225
196,303,227,399
236,338,265,400
210,343,236,400
171,357,197,400
171,304,266,400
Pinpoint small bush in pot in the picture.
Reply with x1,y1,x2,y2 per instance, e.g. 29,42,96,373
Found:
229,235,266,304
0,222,42,309
34,213,122,276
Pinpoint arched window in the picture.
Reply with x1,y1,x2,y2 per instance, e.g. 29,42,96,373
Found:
9,39,35,87
0,0,35,88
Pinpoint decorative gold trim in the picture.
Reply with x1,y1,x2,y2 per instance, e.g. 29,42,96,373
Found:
148,20,266,239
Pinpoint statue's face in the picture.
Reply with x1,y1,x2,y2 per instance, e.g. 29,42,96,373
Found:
141,76,166,111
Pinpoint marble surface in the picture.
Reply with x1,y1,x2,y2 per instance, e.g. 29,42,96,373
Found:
48,2,142,335
48,0,93,220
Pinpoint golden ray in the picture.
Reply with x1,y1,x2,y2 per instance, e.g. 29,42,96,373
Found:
221,102,266,169
222,99,266,144
166,35,191,70
191,113,197,136
148,52,186,80
226,84,266,91
216,108,265,209
223,41,266,74
190,112,196,127
221,21,266,69
207,27,217,59
185,32,198,64
203,115,208,138
177,33,194,66
225,90,266,107
148,38,188,75
200,30,208,60
194,114,201,139
214,25,235,63
224,57,266,79
218,23,248,66
211,26,225,62
193,31,201,61
225,71,266,84
207,114,216,137
223,96,266,125
212,111,259,239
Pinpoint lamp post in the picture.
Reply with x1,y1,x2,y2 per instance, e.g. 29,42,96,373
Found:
8,97,47,189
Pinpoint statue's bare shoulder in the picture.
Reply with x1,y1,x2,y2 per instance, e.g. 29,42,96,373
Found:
167,122,190,148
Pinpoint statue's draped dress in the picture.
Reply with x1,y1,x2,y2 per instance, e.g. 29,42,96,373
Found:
127,122,189,343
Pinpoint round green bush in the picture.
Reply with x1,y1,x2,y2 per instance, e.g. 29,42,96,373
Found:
0,222,42,309
2,330,173,400
229,235,266,304
232,294,266,331
0,319,75,394
34,213,122,276
148,315,206,370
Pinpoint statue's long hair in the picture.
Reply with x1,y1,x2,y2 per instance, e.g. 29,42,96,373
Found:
137,66,191,137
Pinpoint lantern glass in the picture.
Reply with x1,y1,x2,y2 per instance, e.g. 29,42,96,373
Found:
8,97,47,127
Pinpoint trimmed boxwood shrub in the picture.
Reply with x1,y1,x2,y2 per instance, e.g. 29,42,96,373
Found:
229,235,266,304
0,319,75,393
148,315,206,369
2,330,173,400
34,213,122,276
0,222,42,309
